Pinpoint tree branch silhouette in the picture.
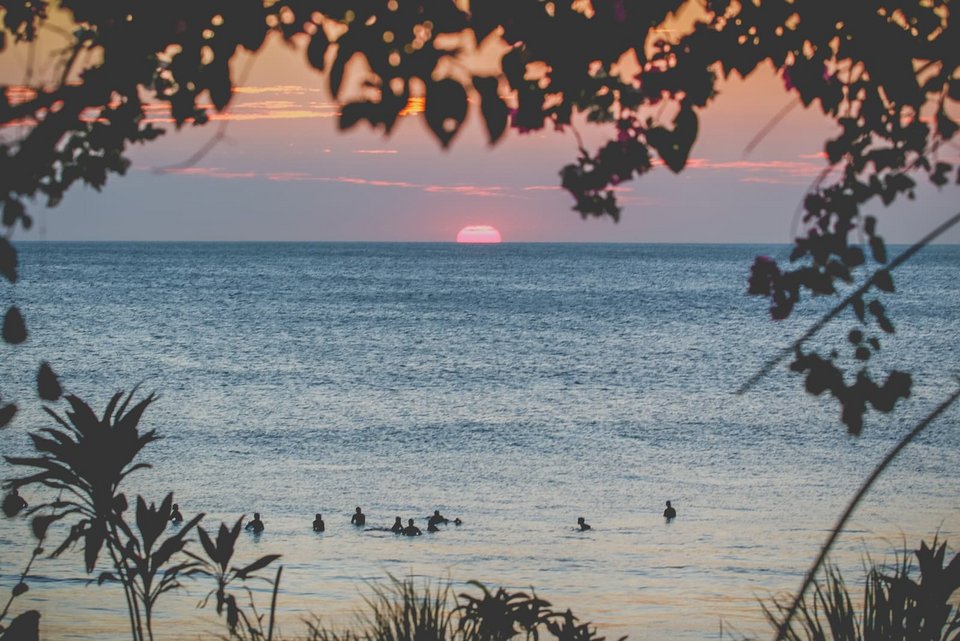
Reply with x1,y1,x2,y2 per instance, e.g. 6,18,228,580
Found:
739,210,960,396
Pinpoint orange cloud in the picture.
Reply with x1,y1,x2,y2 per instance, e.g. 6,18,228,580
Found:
233,85,324,95
353,149,399,154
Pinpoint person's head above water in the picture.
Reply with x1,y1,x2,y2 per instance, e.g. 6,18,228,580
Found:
172,503,179,510
408,518,415,526
254,512,261,520
433,510,441,516
394,517,402,523
355,507,362,513
665,501,672,507
577,517,585,524
315,513,322,519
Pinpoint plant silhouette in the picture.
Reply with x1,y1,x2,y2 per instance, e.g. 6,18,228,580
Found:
0,390,277,641
766,538,960,641
457,583,554,641
186,516,282,640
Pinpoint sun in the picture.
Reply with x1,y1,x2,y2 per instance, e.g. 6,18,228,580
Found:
456,225,502,244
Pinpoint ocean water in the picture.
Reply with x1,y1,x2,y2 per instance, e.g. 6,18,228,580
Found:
1,242,958,641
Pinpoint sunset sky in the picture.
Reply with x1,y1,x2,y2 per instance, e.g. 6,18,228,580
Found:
3,30,958,244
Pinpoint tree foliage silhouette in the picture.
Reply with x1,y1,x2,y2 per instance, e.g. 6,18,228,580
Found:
0,1,957,429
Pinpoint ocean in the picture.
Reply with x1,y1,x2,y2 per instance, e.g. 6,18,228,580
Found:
1,242,958,640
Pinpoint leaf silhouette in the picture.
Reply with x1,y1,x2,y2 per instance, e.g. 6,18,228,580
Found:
2,199,25,226
0,237,16,283
307,28,329,71
0,402,16,428
37,361,63,401
426,79,468,148
473,76,509,145
233,553,281,579
646,105,698,173
3,305,27,344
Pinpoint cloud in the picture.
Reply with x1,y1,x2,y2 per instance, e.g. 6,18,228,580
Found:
353,149,399,155
685,157,827,177
233,85,324,95
423,184,506,197
159,167,257,179
738,176,805,185
266,172,313,182
147,165,522,199
332,176,418,188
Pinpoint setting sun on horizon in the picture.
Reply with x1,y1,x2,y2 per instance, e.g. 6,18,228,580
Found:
456,225,502,244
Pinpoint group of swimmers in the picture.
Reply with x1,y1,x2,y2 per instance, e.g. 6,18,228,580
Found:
230,507,464,536
176,501,678,536
5,491,678,533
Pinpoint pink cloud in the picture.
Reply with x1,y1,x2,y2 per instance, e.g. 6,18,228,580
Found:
159,166,257,179
423,184,506,197
353,149,400,155
331,176,417,188
266,172,312,181
684,157,826,177
739,176,806,185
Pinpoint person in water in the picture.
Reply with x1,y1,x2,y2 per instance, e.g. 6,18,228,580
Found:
351,507,366,526
663,501,677,519
170,503,184,524
577,517,591,531
427,510,449,528
453,518,463,526
246,512,265,533
2,489,27,517
313,513,325,532
427,521,439,533
391,516,403,533
403,518,422,536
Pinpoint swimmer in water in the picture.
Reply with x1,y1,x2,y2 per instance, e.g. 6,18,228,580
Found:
351,507,366,527
427,521,439,532
454,518,463,526
403,518,422,536
663,501,676,519
170,503,183,524
246,512,264,533
577,517,591,531
313,513,325,532
391,517,403,533
427,510,449,528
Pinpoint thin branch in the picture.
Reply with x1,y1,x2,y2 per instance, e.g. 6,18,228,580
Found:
152,54,257,174
743,98,799,158
738,210,960,395
151,122,230,174
774,384,960,641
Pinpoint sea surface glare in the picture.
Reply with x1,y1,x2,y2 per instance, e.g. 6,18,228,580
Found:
1,242,958,640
